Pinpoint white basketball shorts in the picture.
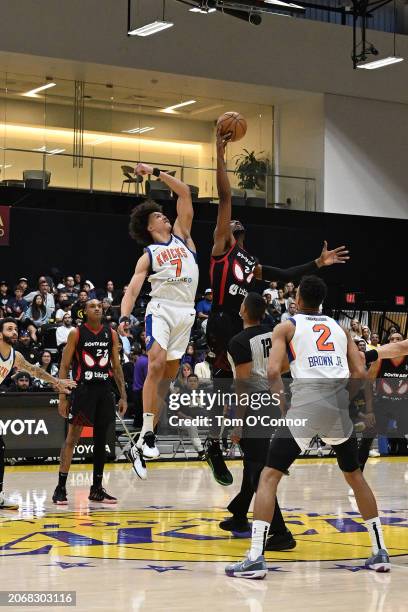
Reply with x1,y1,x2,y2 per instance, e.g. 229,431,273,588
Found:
144,298,196,361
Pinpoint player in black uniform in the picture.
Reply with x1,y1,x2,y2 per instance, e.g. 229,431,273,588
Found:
367,332,408,455
221,292,295,550
53,299,127,505
205,130,350,484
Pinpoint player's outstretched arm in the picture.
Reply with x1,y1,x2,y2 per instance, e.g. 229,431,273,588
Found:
213,130,234,257
372,339,408,361
14,350,76,394
267,322,294,415
259,241,350,282
134,162,194,248
121,252,150,320
111,330,128,417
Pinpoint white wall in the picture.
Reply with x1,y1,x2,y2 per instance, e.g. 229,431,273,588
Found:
278,95,325,210
324,94,408,219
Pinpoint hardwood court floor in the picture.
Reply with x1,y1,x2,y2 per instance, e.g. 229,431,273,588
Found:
0,457,407,612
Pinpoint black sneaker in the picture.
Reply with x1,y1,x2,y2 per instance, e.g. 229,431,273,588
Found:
197,450,206,460
52,485,68,505
264,530,296,551
204,438,233,486
88,486,117,504
219,516,251,533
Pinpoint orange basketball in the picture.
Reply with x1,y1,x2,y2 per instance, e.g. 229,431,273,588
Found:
217,111,247,142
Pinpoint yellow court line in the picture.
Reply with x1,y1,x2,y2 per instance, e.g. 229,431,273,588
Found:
6,455,408,474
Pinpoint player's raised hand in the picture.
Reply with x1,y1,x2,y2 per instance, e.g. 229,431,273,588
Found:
317,241,350,267
135,162,154,176
216,128,231,157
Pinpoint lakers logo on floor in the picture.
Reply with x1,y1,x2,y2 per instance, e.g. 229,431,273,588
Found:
0,509,407,562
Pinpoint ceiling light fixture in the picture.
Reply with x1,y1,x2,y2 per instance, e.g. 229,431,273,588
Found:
22,82,56,97
128,20,174,36
264,0,304,9
161,100,196,113
357,56,403,69
128,0,174,36
34,146,65,155
189,6,217,13
121,126,155,134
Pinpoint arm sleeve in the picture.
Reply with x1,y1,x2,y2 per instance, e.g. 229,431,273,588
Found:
228,336,252,366
261,260,319,282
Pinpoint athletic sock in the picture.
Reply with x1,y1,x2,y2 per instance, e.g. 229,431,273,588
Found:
248,520,270,561
58,472,68,488
137,413,155,446
365,517,386,554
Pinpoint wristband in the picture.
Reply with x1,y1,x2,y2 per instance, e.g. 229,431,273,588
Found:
365,349,379,366
152,167,161,178
119,316,130,324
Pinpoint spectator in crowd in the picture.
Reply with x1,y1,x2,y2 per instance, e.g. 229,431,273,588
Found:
54,292,72,322
74,273,83,292
284,281,296,301
194,349,213,381
281,301,297,322
263,281,278,301
181,343,196,370
356,339,367,352
9,371,33,392
382,325,399,344
196,289,213,323
71,290,89,324
6,286,28,320
0,281,9,309
132,343,148,427
263,295,281,328
271,288,288,318
56,314,74,347
33,351,58,390
118,320,133,357
82,280,97,299
370,332,380,347
101,298,118,324
17,277,29,295
175,373,205,458
23,294,51,342
15,329,40,365
350,318,363,340
59,275,78,303
173,363,194,392
361,325,371,344
103,280,120,305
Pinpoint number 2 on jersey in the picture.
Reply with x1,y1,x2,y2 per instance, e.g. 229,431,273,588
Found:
170,258,182,277
313,324,335,352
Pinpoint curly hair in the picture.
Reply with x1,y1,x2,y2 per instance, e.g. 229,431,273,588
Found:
129,200,163,245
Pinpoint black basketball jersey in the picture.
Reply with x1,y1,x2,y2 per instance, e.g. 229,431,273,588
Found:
72,323,114,384
228,324,273,381
210,241,258,314
377,356,408,400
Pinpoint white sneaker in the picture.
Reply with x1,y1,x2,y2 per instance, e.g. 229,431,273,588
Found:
137,431,160,460
127,446,147,480
0,491,19,510
369,449,380,458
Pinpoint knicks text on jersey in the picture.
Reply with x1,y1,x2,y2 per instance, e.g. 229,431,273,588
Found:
145,234,199,305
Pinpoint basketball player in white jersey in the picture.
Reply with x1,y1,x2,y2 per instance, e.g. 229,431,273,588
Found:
121,164,198,478
0,318,75,508
226,276,390,579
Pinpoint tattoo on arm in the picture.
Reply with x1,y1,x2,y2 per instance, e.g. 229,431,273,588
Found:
17,356,58,386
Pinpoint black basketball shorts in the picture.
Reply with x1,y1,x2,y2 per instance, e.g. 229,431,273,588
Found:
266,426,360,474
68,383,115,428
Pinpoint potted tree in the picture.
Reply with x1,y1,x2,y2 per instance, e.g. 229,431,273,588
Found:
234,149,270,191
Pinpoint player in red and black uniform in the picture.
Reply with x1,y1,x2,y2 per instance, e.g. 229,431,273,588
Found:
53,299,127,505
368,332,408,455
205,130,350,485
